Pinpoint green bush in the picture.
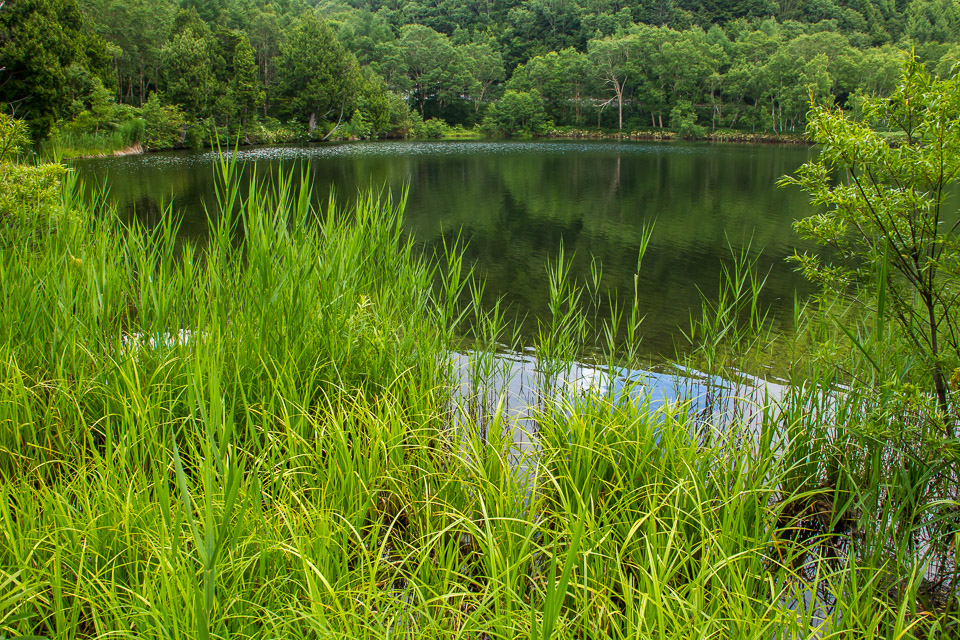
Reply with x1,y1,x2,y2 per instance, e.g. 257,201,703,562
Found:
669,100,707,139
346,109,372,139
0,114,69,239
244,117,302,145
141,93,187,150
481,90,552,137
384,91,416,138
413,117,450,139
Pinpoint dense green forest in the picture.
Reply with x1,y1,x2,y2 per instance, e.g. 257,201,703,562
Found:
2,0,960,149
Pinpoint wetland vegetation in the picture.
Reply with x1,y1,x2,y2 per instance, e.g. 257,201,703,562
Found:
71,138,821,355
1,52,960,638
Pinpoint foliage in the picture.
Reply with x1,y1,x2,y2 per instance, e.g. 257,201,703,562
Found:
670,100,707,138
463,36,506,113
383,91,418,138
276,13,361,133
208,27,265,129
79,0,179,106
0,155,957,636
508,48,592,126
377,24,466,119
0,114,30,161
0,114,68,236
413,117,451,139
160,13,217,119
46,118,145,158
784,53,960,429
0,0,110,138
141,94,187,150
481,90,552,136
0,163,69,231
6,0,960,150
236,117,302,145
45,78,149,156
588,33,633,131
354,69,390,138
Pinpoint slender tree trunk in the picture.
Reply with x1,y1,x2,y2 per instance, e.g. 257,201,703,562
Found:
263,58,270,118
618,92,623,131
321,102,347,141
611,78,624,130
926,292,953,436
731,108,742,129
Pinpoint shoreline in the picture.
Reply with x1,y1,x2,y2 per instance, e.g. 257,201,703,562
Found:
61,129,809,159
63,141,145,160
545,128,810,144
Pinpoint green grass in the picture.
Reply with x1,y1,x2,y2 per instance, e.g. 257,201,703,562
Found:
43,119,146,158
439,126,484,140
0,152,957,638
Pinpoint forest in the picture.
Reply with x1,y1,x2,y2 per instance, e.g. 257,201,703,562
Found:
3,0,960,151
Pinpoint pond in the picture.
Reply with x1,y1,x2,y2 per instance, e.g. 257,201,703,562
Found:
72,139,820,361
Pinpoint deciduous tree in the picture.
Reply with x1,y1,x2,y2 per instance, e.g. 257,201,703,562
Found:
785,55,960,429
277,13,361,134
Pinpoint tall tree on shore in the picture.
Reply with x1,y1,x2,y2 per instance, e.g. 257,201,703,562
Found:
160,11,217,118
588,33,632,130
224,32,264,128
276,13,360,134
80,0,178,106
0,0,110,137
463,36,505,113
508,48,591,125
378,24,462,118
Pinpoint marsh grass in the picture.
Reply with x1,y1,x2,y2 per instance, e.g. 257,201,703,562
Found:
42,119,146,158
0,153,957,638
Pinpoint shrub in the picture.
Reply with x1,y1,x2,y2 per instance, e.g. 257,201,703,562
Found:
384,91,416,138
141,93,187,150
0,113,68,240
347,109,372,139
784,53,960,429
669,100,707,139
413,117,450,139
480,90,551,137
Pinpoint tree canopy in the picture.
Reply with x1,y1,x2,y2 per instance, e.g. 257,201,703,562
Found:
3,0,960,145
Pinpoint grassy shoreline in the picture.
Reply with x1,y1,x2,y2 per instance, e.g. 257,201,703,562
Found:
546,127,810,144
0,152,957,638
52,125,808,159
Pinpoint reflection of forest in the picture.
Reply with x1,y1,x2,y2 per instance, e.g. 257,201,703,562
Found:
74,142,819,356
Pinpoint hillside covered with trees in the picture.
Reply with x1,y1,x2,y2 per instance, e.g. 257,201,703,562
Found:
3,0,960,149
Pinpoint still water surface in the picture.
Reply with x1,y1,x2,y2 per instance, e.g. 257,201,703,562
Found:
73,140,819,359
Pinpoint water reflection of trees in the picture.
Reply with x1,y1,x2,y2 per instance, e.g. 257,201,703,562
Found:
74,143,818,356
398,146,818,353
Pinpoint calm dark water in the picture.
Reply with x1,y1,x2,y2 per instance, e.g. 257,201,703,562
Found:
73,140,819,357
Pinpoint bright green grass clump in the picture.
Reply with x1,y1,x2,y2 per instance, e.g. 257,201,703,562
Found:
0,155,956,638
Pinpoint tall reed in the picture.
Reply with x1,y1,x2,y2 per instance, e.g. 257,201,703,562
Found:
0,150,956,639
